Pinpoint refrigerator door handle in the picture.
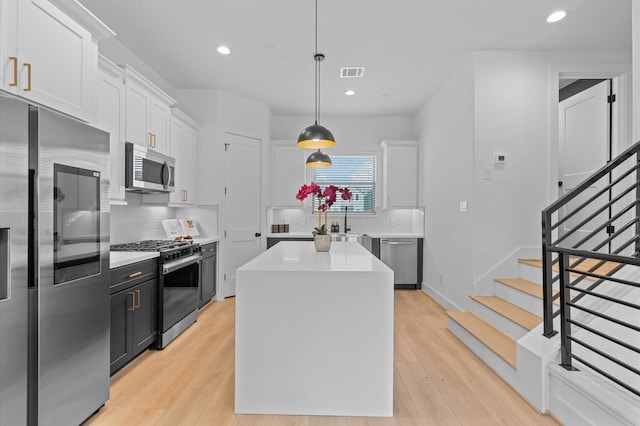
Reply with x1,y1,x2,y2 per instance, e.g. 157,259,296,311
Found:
0,228,8,300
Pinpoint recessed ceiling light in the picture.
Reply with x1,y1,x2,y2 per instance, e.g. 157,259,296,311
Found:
217,45,231,55
546,10,567,23
345,90,355,96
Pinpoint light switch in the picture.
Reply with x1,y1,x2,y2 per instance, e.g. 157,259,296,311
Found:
483,167,493,180
459,201,468,212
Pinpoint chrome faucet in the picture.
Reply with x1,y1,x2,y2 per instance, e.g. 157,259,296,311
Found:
344,206,351,233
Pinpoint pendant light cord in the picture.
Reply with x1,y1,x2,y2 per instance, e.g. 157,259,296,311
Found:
314,0,319,125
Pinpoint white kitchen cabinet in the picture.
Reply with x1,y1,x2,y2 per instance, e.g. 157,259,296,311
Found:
122,65,175,155
97,55,127,204
168,108,198,205
0,0,100,122
380,140,419,208
271,141,308,207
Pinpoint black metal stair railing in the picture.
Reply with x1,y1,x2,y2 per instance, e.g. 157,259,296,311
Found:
541,140,640,398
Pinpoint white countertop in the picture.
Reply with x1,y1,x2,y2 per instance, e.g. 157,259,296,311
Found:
110,251,159,269
266,232,313,238
193,236,219,245
238,241,389,273
267,232,423,239
364,233,423,238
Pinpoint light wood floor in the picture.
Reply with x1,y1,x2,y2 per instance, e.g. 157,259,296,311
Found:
84,291,559,425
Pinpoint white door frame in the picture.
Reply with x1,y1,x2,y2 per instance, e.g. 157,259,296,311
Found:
547,64,631,206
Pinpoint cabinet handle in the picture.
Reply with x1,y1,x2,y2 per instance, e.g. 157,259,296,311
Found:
23,63,32,91
128,292,136,311
204,262,208,274
134,289,141,309
152,133,157,148
9,57,18,86
128,271,142,278
148,132,153,148
182,190,188,202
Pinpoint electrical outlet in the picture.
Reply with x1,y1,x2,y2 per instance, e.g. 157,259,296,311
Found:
390,217,397,226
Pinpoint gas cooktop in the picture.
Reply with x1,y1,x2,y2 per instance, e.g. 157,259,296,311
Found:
110,239,195,252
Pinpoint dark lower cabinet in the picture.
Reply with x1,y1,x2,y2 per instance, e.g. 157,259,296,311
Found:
200,242,217,307
110,259,158,375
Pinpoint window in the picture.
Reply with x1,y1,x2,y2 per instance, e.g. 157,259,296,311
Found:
312,154,376,213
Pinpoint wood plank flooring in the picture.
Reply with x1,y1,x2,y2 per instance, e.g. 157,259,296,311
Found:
83,291,559,426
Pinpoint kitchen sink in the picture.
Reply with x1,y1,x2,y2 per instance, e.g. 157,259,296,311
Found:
331,233,361,243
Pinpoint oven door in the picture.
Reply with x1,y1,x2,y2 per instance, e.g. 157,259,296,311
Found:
161,254,200,334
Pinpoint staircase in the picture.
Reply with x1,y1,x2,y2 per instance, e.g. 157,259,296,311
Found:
446,258,547,394
446,256,640,425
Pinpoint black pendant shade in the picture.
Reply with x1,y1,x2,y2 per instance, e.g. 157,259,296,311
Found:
306,149,332,167
297,122,336,149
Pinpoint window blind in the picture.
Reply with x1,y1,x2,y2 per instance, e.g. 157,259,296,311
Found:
312,155,376,213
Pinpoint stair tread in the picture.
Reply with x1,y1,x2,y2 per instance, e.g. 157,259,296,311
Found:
470,295,542,331
519,258,620,279
446,311,516,368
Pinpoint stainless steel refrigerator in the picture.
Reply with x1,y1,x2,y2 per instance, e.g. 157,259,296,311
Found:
0,94,110,425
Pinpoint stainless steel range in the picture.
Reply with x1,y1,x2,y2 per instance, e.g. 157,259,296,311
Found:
111,239,201,349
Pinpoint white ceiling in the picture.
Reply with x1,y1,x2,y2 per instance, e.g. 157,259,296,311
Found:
79,0,631,117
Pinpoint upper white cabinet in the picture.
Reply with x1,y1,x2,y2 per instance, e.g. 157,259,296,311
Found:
380,140,419,208
0,0,101,122
271,141,308,207
96,55,126,204
121,65,176,155
169,108,198,205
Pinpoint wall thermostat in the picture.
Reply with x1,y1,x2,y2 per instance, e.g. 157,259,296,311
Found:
494,153,506,164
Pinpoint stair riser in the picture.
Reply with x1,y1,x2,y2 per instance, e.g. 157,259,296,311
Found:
447,318,517,385
518,262,544,285
469,300,529,340
493,283,543,316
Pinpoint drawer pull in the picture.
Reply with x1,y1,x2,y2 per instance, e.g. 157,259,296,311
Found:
128,292,136,311
128,271,142,278
134,289,141,309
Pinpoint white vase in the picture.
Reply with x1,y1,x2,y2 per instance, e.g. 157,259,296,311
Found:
314,234,331,252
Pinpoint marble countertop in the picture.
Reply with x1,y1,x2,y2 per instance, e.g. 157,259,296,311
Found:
238,241,389,273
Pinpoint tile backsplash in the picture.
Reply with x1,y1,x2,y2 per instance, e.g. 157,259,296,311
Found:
110,193,219,244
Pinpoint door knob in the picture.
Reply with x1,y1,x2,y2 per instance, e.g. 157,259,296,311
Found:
255,232,262,237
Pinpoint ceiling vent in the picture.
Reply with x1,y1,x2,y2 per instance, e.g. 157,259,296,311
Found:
340,67,365,78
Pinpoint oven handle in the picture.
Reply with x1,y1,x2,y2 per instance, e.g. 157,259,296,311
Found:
163,254,201,275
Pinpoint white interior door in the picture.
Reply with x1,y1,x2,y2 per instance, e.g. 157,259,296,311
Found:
558,79,610,248
223,132,262,297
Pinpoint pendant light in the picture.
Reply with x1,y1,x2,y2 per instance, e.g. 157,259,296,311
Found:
306,149,332,167
298,0,335,157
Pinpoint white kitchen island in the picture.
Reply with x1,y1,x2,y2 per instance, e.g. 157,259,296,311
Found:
235,241,394,417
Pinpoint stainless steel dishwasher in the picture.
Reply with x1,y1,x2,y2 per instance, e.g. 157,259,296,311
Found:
380,238,419,289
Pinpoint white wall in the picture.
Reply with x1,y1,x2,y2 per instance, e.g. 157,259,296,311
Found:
414,57,475,310
473,50,631,283
415,50,631,310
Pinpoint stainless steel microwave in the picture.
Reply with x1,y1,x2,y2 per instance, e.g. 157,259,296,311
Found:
125,142,175,193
